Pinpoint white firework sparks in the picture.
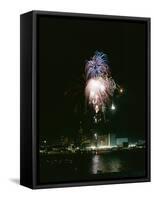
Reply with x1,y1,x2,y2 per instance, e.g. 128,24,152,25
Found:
85,51,117,115
85,76,116,113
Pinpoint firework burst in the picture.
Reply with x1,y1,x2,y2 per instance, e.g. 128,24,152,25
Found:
85,51,116,114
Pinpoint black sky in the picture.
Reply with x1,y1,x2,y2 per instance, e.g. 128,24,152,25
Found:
37,15,147,142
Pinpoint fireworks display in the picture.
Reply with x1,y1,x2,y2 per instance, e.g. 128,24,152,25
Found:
85,51,116,115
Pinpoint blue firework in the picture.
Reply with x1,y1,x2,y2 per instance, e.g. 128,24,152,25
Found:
85,51,110,80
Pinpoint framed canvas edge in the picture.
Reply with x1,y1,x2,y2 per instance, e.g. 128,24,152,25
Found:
23,10,151,21
30,10,151,189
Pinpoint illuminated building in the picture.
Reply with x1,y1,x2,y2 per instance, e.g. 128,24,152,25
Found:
116,138,128,147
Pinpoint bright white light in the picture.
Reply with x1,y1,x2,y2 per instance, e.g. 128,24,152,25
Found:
94,116,97,123
88,79,106,102
85,78,106,113
95,105,99,113
98,145,111,149
90,145,96,150
85,76,116,113
129,144,136,148
119,88,124,93
94,133,98,140
89,79,105,93
111,104,116,110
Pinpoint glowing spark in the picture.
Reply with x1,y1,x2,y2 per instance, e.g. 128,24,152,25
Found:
94,116,97,123
111,103,116,110
120,88,123,93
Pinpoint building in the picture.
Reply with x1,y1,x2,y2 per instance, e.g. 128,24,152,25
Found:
108,133,116,146
98,134,108,146
116,138,128,147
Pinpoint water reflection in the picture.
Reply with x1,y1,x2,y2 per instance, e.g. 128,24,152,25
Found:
91,154,122,174
40,149,146,183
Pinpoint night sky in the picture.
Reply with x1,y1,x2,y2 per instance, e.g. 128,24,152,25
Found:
37,14,147,142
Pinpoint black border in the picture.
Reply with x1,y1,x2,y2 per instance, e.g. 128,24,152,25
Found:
21,10,151,189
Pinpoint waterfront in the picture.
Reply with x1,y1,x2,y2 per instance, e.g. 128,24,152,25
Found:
39,148,146,183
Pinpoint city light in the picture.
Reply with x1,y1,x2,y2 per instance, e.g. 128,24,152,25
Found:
94,133,97,139
128,144,136,148
97,145,111,149
90,145,96,150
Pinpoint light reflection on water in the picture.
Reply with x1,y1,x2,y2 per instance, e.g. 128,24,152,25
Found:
40,150,146,183
91,154,122,174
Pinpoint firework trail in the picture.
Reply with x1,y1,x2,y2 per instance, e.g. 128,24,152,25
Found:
85,51,116,114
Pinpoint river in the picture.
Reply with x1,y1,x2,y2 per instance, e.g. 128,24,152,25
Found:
39,149,146,184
